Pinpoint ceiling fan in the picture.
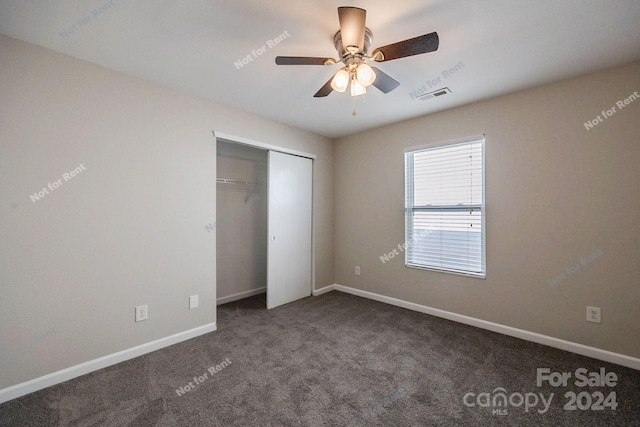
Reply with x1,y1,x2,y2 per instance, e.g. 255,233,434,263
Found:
275,6,439,98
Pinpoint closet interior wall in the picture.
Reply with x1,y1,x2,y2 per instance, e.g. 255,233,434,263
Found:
216,140,268,304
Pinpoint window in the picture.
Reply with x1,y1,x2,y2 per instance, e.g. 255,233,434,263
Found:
404,136,485,277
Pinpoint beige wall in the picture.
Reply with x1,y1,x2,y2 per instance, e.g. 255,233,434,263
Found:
334,60,640,359
0,34,333,390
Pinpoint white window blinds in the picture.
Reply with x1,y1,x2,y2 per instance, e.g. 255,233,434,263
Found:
404,137,485,277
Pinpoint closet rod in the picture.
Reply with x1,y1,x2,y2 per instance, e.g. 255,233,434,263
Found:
216,178,265,185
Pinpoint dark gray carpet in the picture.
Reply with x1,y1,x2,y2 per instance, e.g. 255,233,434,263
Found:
1,291,639,426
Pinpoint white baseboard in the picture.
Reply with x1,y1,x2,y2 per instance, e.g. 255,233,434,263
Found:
330,284,640,371
312,284,335,296
0,322,217,404
216,287,266,305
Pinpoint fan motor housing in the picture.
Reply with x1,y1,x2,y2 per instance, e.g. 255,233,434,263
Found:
334,27,373,60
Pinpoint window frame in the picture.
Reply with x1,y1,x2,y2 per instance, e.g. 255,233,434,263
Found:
404,135,486,278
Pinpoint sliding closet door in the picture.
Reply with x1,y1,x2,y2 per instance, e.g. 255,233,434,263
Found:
267,151,312,309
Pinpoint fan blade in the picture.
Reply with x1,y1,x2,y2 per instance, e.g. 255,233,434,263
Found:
275,56,333,65
372,32,439,62
370,67,400,93
338,7,366,53
313,77,334,98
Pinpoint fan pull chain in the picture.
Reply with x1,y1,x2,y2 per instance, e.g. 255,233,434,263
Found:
352,94,367,116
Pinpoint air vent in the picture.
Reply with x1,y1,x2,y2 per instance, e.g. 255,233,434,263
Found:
416,87,451,101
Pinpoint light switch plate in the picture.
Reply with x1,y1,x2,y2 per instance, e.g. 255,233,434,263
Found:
189,295,199,310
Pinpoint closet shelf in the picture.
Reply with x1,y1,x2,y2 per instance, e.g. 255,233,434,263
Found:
217,178,265,204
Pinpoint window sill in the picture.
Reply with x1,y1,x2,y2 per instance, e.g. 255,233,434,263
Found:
405,263,486,279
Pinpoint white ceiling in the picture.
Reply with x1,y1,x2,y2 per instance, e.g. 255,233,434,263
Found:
1,0,639,138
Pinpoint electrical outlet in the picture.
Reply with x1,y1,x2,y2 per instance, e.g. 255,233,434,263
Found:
189,295,199,310
355,266,360,276
586,306,601,323
135,305,148,322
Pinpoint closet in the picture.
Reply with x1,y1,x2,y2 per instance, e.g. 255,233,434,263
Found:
216,140,268,304
215,137,313,309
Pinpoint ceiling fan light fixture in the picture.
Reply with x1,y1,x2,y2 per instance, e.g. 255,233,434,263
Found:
350,75,366,97
331,69,350,92
275,6,440,102
356,63,376,86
